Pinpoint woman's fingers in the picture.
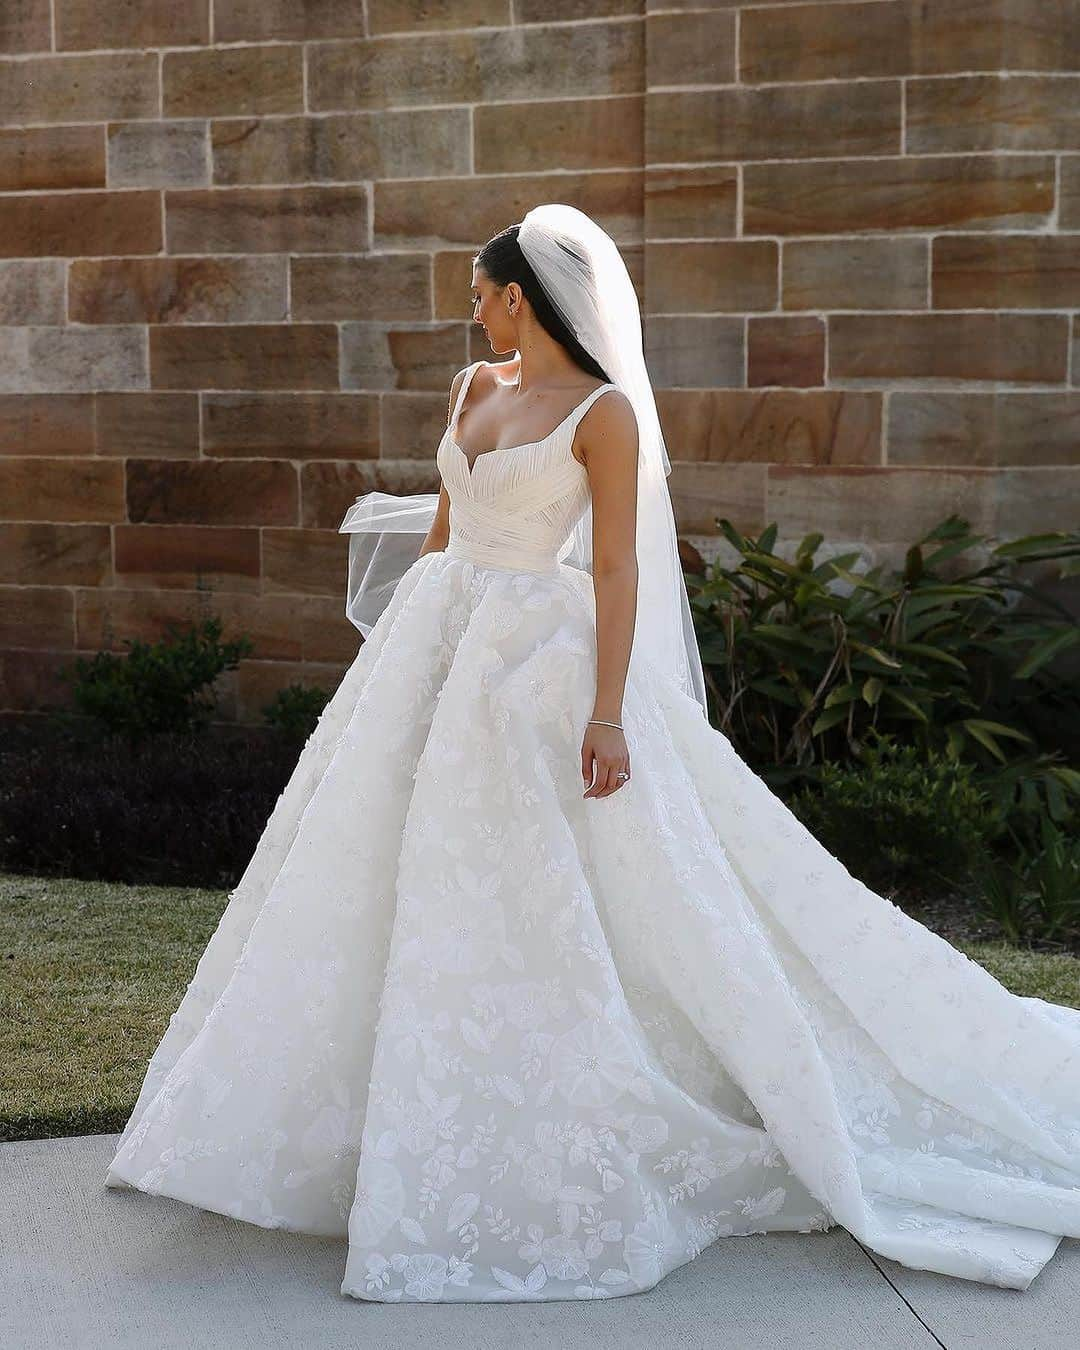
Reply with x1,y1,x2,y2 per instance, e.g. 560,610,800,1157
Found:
583,755,631,798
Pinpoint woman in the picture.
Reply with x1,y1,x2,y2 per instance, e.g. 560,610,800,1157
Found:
105,205,1080,1304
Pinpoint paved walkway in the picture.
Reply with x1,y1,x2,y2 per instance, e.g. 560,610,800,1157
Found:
2,1133,1077,1349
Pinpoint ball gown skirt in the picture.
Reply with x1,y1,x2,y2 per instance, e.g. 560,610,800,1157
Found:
104,371,1080,1304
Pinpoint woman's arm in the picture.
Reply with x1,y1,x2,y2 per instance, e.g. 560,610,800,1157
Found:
577,389,639,798
418,366,466,556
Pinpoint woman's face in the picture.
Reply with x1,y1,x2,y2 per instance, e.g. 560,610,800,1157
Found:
471,266,518,354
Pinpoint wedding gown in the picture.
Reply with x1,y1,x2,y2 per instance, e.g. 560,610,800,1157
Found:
105,362,1080,1303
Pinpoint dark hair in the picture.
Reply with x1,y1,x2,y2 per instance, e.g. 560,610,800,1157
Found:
474,224,611,383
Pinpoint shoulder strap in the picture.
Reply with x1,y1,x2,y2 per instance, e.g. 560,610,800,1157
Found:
565,382,617,435
449,361,483,429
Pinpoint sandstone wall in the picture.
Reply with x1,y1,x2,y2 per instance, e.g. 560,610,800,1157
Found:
1,1,1077,717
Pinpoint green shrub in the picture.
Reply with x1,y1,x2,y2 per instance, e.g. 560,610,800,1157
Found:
59,617,253,743
262,683,331,741
974,815,1080,948
788,733,997,901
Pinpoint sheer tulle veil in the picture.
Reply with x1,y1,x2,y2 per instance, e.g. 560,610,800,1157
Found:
339,203,707,716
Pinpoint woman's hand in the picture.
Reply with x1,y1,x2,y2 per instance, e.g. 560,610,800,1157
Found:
581,721,631,799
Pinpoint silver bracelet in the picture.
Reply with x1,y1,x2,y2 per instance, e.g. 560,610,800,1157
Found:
588,717,623,730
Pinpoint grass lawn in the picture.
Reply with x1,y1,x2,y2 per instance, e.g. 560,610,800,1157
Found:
3,869,1079,1145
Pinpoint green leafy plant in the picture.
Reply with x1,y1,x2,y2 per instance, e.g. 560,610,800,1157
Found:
787,733,997,901
262,684,330,742
60,618,253,743
686,516,1080,803
974,815,1080,948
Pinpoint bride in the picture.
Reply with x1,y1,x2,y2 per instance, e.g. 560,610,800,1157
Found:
104,204,1080,1304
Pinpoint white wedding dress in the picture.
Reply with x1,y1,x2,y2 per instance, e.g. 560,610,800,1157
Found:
105,363,1080,1303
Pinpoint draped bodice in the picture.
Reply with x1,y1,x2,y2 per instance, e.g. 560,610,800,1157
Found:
435,361,616,574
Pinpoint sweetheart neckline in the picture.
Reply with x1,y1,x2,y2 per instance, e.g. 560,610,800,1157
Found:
449,380,614,478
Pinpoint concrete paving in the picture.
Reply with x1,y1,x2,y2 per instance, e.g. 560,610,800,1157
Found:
2,1133,1078,1350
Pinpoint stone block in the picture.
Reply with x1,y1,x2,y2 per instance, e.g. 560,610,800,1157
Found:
70,257,286,325
782,237,928,312
301,459,441,529
0,649,71,712
748,316,826,388
830,313,1068,384
1,0,51,54
909,74,1080,154
0,261,66,325
380,391,460,459
149,324,339,391
0,458,124,522
0,395,94,455
0,191,161,258
300,595,360,663
55,0,209,49
262,529,350,596
996,467,1080,535
657,388,882,466
889,391,1080,467
308,22,641,112
212,107,471,185
0,586,74,649
95,393,200,458
644,316,744,388
215,0,367,42
744,155,1055,235
76,588,305,661
107,120,210,189
646,241,778,314
371,0,516,33
475,96,643,174
646,9,735,86
235,657,348,724
667,461,768,534
292,253,432,322
644,167,738,239
0,523,110,585
203,393,380,459
0,125,104,191
934,235,1080,309
0,53,158,123
163,45,303,118
127,459,298,526
114,524,261,590
340,323,467,391
166,185,368,254
648,83,900,164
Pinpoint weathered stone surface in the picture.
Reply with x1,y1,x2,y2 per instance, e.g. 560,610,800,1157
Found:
744,155,1055,235
149,324,339,391
830,313,1068,383
308,22,642,111
656,388,882,466
644,316,744,388
293,254,432,322
262,529,350,596
340,323,467,391
667,462,768,533
166,185,368,254
107,121,209,189
996,466,1080,535
203,393,380,460
374,171,643,249
299,594,360,662
475,96,642,173
1059,155,1080,228
235,658,348,723
0,328,148,393
889,392,1080,467
0,458,124,522
0,395,94,455
646,241,778,313
0,53,158,123
646,9,735,86
782,237,928,312
0,125,104,191
163,45,303,118
518,0,637,18
644,167,738,238
55,0,209,49
70,257,287,325
0,586,74,649
380,392,460,459
934,235,1080,309
0,649,71,711
0,523,110,585
0,261,66,326
126,459,298,526
0,191,161,258
301,460,441,529
214,0,368,43
371,0,515,33
212,108,471,185
0,0,51,54
648,83,900,164
909,74,1080,154
96,393,200,458
748,316,826,388
76,588,306,660
114,524,261,590
766,465,997,542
